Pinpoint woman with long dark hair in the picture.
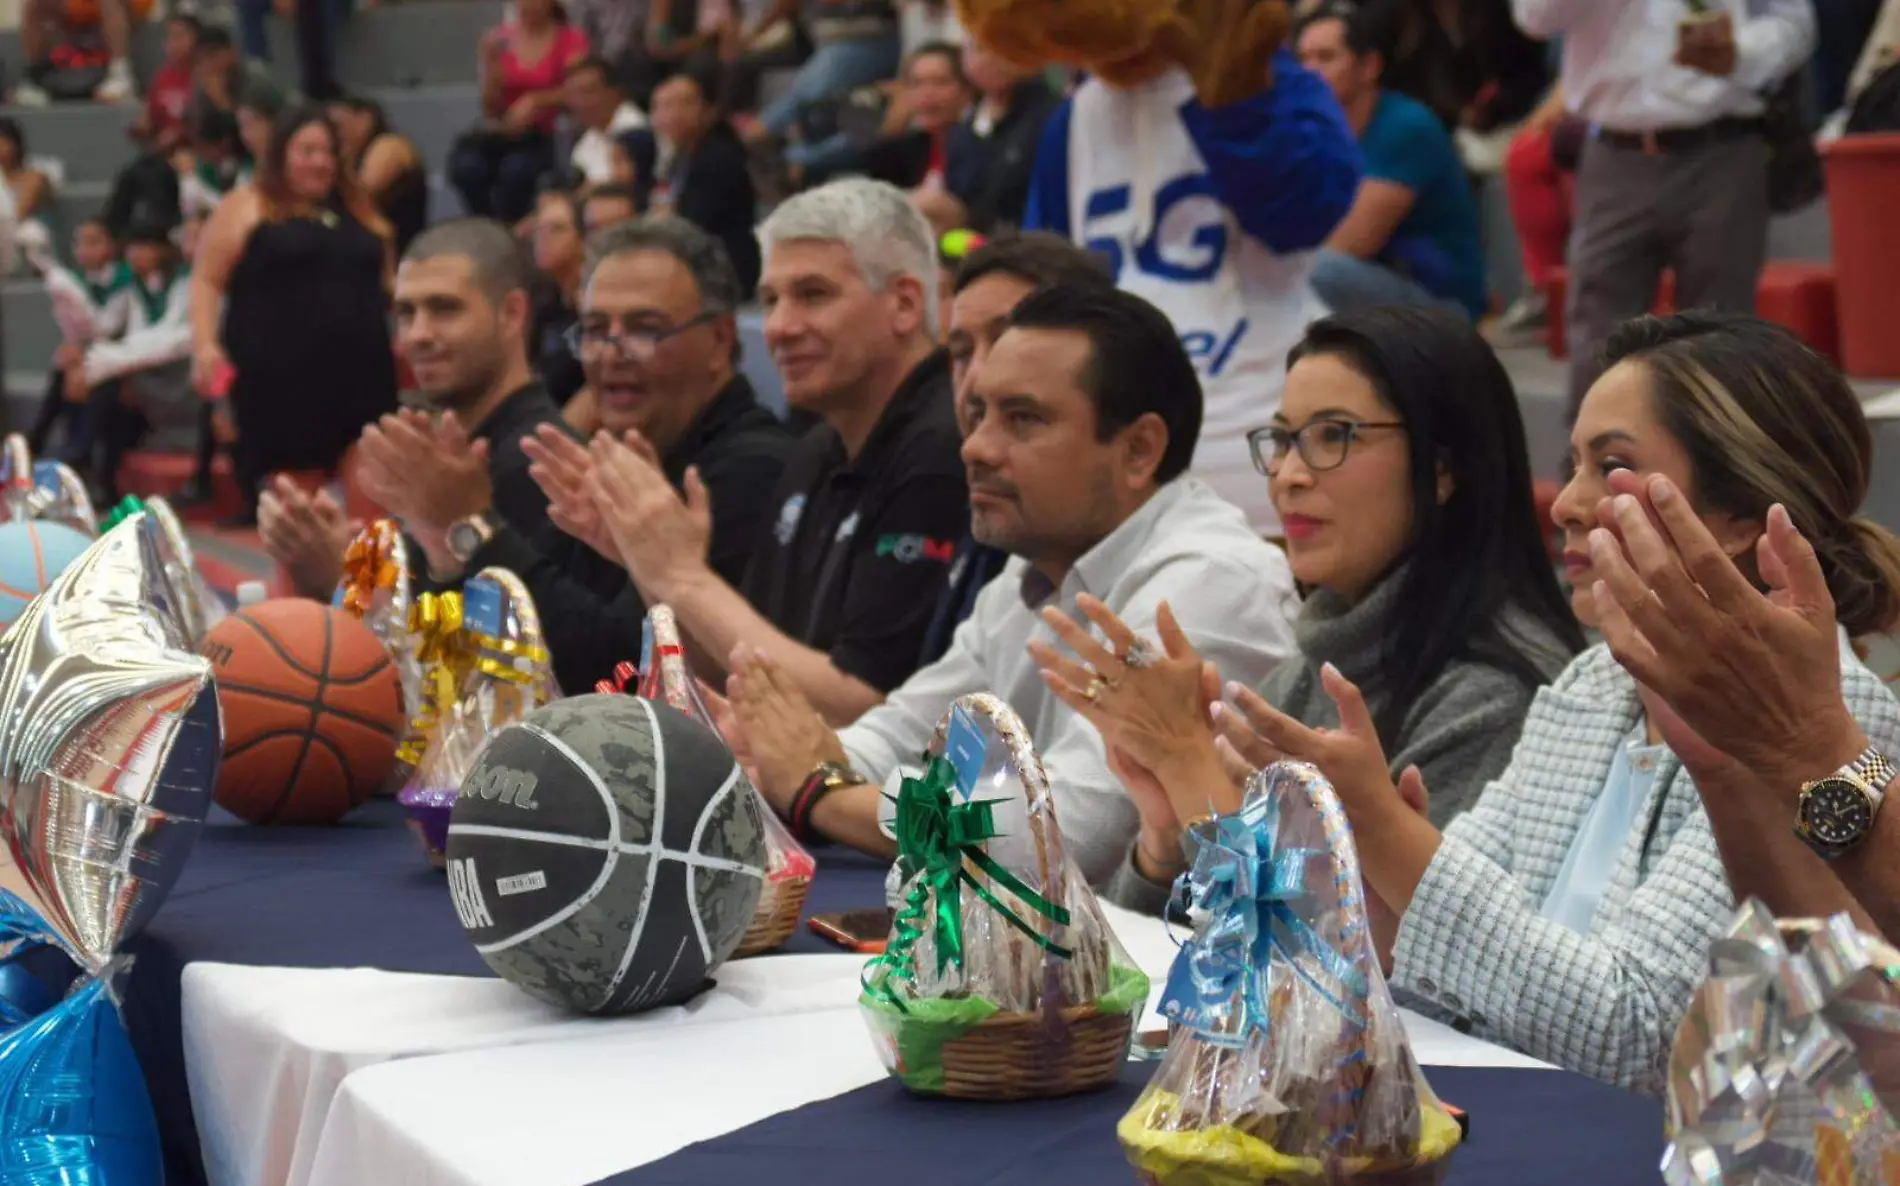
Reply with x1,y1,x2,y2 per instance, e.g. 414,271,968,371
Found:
190,104,398,525
329,94,429,256
1032,305,1584,911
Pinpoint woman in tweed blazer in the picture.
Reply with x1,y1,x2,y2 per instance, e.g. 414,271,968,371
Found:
1212,312,1900,1093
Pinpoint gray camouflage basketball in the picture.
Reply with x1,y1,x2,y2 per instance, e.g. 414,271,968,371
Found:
444,693,767,1015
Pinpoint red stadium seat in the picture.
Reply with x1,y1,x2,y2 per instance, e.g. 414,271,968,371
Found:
1541,263,1838,361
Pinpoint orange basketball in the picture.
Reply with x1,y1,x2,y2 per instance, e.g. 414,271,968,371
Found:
203,598,405,825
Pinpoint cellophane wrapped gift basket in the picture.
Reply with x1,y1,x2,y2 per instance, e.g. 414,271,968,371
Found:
395,567,556,867
1120,761,1462,1186
859,693,1149,1100
333,519,423,762
1662,898,1900,1186
595,606,817,956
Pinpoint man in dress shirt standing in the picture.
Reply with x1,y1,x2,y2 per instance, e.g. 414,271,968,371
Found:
1514,0,1814,412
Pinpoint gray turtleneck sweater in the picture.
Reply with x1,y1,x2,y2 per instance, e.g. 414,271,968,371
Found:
1104,570,1579,915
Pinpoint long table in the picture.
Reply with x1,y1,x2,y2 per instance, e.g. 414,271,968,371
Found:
122,799,890,1186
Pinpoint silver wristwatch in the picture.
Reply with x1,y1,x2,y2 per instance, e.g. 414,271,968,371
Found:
1794,744,1892,859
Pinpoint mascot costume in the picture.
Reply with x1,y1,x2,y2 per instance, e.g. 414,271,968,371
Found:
961,0,1361,534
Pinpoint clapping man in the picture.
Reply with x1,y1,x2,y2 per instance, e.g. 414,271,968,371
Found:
259,220,567,603
708,286,1299,884
580,178,968,725
480,217,793,692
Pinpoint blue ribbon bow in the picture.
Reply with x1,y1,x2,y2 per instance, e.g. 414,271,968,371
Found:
1160,791,1370,1048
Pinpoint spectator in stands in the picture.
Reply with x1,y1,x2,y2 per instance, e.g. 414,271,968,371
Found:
28,218,129,460
0,119,56,268
185,24,282,134
136,14,201,151
862,42,971,192
1025,45,1361,536
643,0,726,85
1063,306,1583,911
1518,0,1815,414
178,107,246,226
715,0,812,117
329,95,430,256
529,189,590,412
568,0,654,105
562,57,648,192
192,105,398,526
585,178,963,723
645,67,760,292
451,0,590,223
483,217,795,691
713,285,1299,881
746,0,903,162
235,87,285,179
1489,86,1583,346
915,232,1114,666
261,220,571,601
65,221,193,502
583,182,641,231
936,39,1057,233
1297,2,1486,319
1376,0,1550,135
13,0,142,105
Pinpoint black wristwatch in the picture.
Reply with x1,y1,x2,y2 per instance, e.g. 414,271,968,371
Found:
1794,744,1893,860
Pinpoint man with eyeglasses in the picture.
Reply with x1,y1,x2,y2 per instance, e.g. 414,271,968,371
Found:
435,216,792,692
259,218,572,610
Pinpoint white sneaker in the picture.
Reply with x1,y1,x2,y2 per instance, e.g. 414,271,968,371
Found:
11,81,49,107
93,61,136,104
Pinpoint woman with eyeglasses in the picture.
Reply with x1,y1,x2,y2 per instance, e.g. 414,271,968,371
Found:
1032,305,1584,916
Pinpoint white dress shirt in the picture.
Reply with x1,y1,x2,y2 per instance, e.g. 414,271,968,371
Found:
1514,0,1815,131
839,477,1300,886
570,102,650,187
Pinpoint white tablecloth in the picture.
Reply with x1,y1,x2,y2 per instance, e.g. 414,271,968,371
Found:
183,904,1550,1186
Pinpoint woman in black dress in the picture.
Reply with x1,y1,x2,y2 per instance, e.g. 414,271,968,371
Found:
329,94,430,256
191,104,399,525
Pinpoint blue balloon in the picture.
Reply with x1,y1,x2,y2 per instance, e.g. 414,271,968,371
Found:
0,893,162,1185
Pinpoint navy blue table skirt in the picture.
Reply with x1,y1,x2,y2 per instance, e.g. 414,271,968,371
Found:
600,1060,1663,1186
122,801,891,1186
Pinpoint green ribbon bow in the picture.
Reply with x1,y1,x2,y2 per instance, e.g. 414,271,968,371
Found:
864,756,1074,1012
100,495,146,533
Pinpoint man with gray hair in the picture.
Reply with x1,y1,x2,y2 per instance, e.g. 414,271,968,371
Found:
586,177,967,723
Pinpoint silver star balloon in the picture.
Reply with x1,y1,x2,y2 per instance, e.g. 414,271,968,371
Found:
0,511,221,974
143,495,226,647
25,460,100,536
0,433,33,523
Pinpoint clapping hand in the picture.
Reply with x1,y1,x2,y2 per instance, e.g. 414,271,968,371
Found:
1221,663,1410,826
354,409,493,537
724,647,847,813
1587,470,1864,781
523,425,619,562
1675,10,1738,77
258,476,359,599
586,431,712,601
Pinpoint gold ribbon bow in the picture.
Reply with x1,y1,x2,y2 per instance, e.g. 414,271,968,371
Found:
340,522,401,618
397,592,473,764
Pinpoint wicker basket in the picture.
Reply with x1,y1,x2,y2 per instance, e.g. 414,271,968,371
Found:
866,692,1138,1101
735,873,813,958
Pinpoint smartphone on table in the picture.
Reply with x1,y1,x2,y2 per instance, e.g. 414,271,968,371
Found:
807,908,895,954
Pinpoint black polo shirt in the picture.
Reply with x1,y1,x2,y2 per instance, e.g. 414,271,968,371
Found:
469,375,793,693
476,381,573,539
741,349,967,694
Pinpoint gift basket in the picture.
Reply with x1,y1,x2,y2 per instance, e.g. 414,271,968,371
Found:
395,567,555,867
1662,898,1900,1186
333,519,423,741
859,693,1149,1100
597,606,817,956
1120,762,1463,1185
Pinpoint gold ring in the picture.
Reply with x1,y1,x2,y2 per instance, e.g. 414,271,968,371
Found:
1083,676,1108,704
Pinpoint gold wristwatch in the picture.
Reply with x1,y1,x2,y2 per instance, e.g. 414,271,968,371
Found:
1794,744,1893,859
